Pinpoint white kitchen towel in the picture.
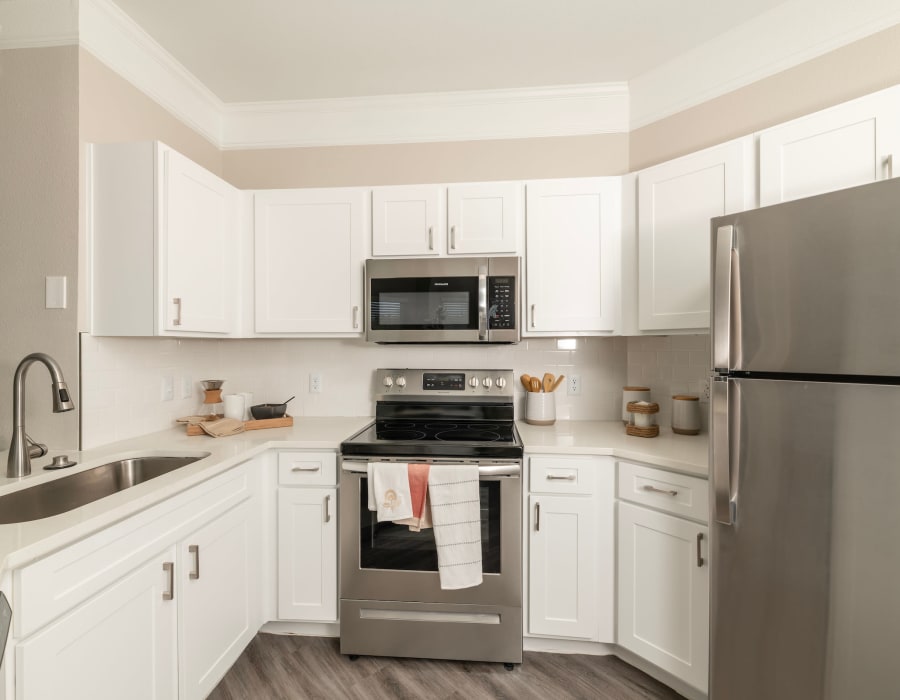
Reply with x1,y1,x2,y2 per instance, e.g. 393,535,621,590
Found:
367,462,413,522
428,465,483,590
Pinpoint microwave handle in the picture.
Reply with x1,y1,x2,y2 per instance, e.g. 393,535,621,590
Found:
478,265,488,341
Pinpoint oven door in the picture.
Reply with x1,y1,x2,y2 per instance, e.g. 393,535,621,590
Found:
340,459,522,608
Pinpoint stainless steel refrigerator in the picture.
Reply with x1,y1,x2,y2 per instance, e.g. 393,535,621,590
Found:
709,177,900,700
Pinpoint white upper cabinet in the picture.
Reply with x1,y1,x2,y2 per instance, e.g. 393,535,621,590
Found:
447,182,521,255
759,86,900,206
525,177,621,334
372,182,521,256
372,185,443,256
254,188,366,334
637,138,753,331
89,142,240,337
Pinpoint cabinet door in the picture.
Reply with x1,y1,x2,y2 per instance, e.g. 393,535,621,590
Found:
254,188,365,333
17,548,178,700
528,494,597,639
161,147,238,334
759,87,900,206
617,502,709,692
178,499,258,700
277,488,338,621
372,185,442,256
525,178,621,333
447,182,521,255
638,138,752,331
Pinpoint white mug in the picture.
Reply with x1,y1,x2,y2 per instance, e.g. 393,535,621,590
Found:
223,394,245,421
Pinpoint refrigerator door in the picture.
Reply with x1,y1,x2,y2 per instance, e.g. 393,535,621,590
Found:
711,177,900,376
710,377,900,700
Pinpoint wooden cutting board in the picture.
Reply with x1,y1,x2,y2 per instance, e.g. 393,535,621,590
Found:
185,415,293,436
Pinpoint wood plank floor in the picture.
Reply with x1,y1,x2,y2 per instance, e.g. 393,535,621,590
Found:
208,634,686,700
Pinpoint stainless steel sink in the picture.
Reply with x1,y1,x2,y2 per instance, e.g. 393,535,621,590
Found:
0,454,210,524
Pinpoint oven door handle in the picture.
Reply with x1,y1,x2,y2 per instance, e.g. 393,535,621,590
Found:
341,462,520,477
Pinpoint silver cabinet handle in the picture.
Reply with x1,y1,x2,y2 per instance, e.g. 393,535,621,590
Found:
547,474,576,481
162,562,174,600
534,502,540,532
642,484,678,496
713,225,734,371
883,154,894,179
450,225,457,250
428,226,434,250
697,533,705,567
324,494,331,523
292,465,321,472
352,305,360,329
530,304,536,328
189,544,200,580
172,298,183,327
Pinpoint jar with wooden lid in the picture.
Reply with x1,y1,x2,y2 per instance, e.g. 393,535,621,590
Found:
672,394,701,435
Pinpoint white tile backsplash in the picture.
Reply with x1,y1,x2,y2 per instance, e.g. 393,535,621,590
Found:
80,334,630,448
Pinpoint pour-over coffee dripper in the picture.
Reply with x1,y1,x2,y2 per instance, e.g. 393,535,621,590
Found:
198,379,225,419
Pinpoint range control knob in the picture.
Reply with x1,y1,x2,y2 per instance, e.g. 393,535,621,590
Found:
396,376,407,388
469,376,479,388
383,376,394,388
496,377,507,389
482,377,493,389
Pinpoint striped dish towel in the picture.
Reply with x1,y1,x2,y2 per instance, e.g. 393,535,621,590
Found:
428,464,483,590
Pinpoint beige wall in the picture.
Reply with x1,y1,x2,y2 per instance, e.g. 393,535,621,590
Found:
0,46,80,451
222,133,629,189
79,49,221,175
630,23,900,171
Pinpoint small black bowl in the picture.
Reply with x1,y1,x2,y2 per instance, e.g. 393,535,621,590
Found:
250,403,287,420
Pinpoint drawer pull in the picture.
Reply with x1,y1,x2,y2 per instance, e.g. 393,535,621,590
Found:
189,544,200,580
535,502,541,531
292,465,321,472
324,495,332,523
162,562,174,601
546,474,576,481
643,484,678,497
697,532,705,568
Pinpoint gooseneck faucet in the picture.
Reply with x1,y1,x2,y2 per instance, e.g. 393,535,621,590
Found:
7,353,75,478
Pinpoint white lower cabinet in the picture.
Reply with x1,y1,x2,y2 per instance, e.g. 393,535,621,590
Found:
16,548,178,700
13,461,261,700
276,451,338,622
527,455,615,642
617,467,709,693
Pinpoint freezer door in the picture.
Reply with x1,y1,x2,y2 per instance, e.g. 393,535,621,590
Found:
709,377,900,700
711,177,900,376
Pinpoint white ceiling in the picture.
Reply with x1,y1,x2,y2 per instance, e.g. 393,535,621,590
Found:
108,0,791,104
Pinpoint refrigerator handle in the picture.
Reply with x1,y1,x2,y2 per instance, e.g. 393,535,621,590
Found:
711,377,733,525
713,225,735,371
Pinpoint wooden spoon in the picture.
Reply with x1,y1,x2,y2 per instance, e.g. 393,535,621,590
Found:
550,374,566,392
520,374,533,391
542,373,554,393
530,376,541,393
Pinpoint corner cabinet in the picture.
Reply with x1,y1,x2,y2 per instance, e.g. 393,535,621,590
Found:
525,178,621,334
616,461,709,694
372,182,521,257
89,142,240,336
759,85,900,206
253,188,366,334
527,455,615,641
636,137,753,331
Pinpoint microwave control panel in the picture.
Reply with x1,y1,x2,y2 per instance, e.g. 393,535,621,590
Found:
488,277,515,329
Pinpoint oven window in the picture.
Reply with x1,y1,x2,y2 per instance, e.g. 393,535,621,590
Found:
369,277,478,330
359,478,501,573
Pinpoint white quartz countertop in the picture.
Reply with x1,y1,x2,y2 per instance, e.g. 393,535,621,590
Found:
517,420,708,477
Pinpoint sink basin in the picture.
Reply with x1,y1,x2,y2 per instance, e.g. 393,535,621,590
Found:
0,454,210,524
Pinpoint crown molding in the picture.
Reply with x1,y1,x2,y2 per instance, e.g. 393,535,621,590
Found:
0,0,78,49
629,0,900,129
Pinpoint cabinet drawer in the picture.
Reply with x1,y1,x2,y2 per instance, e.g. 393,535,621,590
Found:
617,461,708,522
14,464,251,639
277,451,336,486
530,456,608,495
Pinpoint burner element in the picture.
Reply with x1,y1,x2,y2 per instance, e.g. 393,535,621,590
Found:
434,429,501,442
375,429,427,441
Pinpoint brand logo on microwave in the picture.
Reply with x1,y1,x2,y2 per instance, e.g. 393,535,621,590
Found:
432,282,449,286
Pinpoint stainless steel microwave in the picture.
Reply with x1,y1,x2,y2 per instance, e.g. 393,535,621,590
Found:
365,257,520,343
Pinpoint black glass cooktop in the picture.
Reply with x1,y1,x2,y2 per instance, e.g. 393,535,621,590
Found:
341,419,523,459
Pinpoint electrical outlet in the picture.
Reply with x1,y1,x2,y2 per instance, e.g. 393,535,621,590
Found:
703,378,711,400
160,374,174,402
567,375,581,396
181,375,193,400
309,372,323,394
